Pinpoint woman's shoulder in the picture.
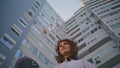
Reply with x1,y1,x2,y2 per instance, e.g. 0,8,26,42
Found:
72,59,97,68
72,59,86,63
53,59,96,68
53,60,84,68
78,59,97,68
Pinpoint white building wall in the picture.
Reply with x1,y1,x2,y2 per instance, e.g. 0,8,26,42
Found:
64,3,120,67
10,1,65,68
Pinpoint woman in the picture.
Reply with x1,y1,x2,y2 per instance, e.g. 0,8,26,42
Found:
53,39,96,68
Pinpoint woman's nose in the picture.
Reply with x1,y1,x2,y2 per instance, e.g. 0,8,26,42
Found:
61,45,65,48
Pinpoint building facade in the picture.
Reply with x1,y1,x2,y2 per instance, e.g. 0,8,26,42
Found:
0,0,65,68
82,0,120,46
81,0,120,67
1,0,120,68
64,0,120,68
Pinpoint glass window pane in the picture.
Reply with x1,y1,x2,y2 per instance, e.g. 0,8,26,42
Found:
14,49,21,59
0,33,16,49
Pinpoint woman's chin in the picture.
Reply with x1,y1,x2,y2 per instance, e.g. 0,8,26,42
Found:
61,50,70,56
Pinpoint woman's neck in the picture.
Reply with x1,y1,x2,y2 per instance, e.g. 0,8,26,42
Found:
64,56,69,61
64,54,72,61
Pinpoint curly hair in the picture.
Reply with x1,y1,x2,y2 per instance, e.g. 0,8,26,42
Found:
55,39,78,63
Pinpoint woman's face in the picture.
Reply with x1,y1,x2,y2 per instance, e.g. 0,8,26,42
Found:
59,41,71,56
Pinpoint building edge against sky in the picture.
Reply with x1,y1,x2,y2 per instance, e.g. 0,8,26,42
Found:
0,0,120,68
0,0,66,68
63,0,120,68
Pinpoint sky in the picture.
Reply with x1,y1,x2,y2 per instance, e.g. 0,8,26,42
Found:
47,0,81,21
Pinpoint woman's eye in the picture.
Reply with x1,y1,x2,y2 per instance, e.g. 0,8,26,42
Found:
64,42,67,45
59,45,62,48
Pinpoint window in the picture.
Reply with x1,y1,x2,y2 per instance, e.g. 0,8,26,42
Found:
0,33,16,49
21,39,27,45
90,0,113,9
51,16,55,20
34,3,38,9
31,6,36,12
42,56,48,64
78,43,86,50
67,25,79,34
0,53,6,66
87,37,96,45
109,10,119,16
91,30,94,34
38,52,48,65
86,17,89,21
111,1,119,6
87,58,94,63
11,24,23,36
73,32,82,40
98,26,102,29
81,14,83,17
28,10,33,17
33,47,38,57
14,49,21,59
19,17,28,27
90,27,99,34
28,44,35,52
110,23,120,29
94,56,101,64
78,38,83,43
36,1,40,6
97,9,110,15
66,19,76,26
24,12,31,21
111,4,120,10
82,27,90,33
48,62,53,68
94,28,97,31
31,24,41,34
100,13,109,18
37,16,47,27
56,35,60,40
81,21,83,23
70,28,80,36
49,34,55,41
83,12,86,15
24,8,35,21
90,24,94,27
118,33,120,36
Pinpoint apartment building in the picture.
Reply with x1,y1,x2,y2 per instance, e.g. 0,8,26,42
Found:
81,0,120,67
83,0,120,37
64,4,120,68
1,0,120,68
0,0,65,68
